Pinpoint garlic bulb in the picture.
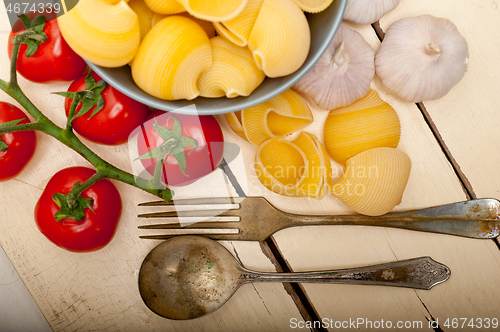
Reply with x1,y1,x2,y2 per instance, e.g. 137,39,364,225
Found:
375,15,469,102
293,23,374,110
343,0,401,25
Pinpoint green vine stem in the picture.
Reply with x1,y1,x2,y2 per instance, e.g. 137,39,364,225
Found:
0,33,174,211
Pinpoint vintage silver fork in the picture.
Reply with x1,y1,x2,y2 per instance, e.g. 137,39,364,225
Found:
138,197,500,241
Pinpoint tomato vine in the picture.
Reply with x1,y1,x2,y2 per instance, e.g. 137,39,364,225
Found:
0,29,174,217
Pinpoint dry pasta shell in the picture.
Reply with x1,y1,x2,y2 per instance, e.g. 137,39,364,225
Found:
213,0,264,47
330,147,411,216
255,132,329,198
293,132,330,198
225,89,313,145
153,12,216,38
151,12,167,25
128,0,155,41
225,112,248,141
151,12,216,38
199,37,265,98
324,90,401,166
131,16,212,100
248,0,310,77
255,138,305,197
176,0,248,22
58,0,141,67
144,0,185,15
291,0,334,13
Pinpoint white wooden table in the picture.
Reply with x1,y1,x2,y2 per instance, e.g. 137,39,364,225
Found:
1,0,500,331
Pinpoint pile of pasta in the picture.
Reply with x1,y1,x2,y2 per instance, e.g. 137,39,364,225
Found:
58,0,335,101
226,89,412,216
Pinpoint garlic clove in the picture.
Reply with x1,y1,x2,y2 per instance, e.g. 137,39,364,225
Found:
375,15,469,103
343,0,401,25
293,23,375,110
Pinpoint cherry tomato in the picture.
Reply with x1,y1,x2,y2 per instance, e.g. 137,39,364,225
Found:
64,71,149,145
34,167,122,252
137,111,224,187
8,12,87,83
0,102,37,181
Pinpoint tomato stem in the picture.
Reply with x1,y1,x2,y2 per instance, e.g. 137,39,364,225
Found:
65,95,80,132
9,36,22,88
66,171,106,209
0,122,43,135
0,37,175,203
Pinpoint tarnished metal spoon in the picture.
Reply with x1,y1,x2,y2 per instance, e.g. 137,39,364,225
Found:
138,236,450,320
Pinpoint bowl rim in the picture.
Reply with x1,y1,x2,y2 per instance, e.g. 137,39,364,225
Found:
87,0,347,115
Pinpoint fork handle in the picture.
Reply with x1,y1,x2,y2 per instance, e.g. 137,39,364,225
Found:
283,199,500,239
240,257,450,290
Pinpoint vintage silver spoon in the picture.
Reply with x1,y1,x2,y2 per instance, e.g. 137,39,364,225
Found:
138,236,450,320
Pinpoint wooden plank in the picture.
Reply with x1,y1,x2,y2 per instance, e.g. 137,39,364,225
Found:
0,9,305,332
217,19,500,330
379,0,500,200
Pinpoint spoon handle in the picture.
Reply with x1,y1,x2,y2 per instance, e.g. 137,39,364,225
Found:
241,257,450,290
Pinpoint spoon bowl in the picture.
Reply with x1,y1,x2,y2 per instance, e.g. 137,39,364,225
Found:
139,236,241,320
139,236,450,320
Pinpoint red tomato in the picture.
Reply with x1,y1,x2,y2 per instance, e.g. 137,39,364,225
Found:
0,102,37,181
34,167,122,252
8,12,87,83
137,111,224,187
64,71,149,145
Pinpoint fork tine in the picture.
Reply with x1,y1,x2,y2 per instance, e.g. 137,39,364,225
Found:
138,197,244,206
139,222,240,229
139,234,241,241
138,209,239,218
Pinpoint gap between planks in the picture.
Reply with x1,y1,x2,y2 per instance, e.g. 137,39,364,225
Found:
221,20,500,331
371,19,500,330
371,21,500,251
221,160,326,331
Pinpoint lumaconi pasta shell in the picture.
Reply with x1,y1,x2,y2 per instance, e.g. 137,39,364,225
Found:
144,0,185,15
152,12,216,38
255,132,329,198
145,11,217,45
293,132,330,198
308,132,333,196
225,112,248,141
324,90,401,165
57,0,141,67
176,0,248,21
255,138,305,197
131,16,212,100
240,100,278,145
330,147,411,216
103,0,130,5
199,37,265,98
225,89,313,145
291,0,334,13
213,0,264,47
151,12,167,25
128,0,155,41
248,0,310,77
160,12,217,38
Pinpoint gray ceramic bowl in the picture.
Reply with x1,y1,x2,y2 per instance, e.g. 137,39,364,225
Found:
87,0,347,115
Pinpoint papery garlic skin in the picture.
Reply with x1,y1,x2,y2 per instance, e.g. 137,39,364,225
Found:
375,15,469,103
293,23,374,110
343,0,401,25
